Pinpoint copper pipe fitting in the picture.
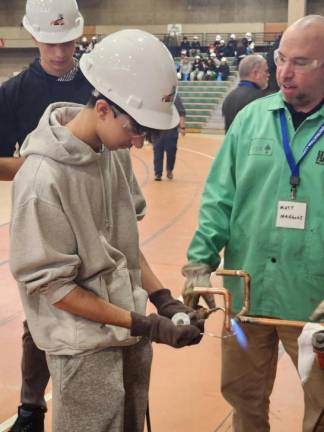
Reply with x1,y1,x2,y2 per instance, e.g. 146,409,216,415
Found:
237,315,324,328
193,287,232,332
215,269,251,316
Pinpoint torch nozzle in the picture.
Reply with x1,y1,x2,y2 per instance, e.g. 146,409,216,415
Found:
188,306,222,321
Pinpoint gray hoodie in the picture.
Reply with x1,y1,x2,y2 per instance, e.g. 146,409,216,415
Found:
10,102,147,355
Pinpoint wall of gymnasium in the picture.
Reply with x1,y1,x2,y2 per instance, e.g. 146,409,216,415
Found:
0,0,323,55
0,0,323,40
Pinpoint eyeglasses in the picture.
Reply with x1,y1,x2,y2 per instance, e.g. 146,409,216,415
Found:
110,104,149,138
274,49,323,72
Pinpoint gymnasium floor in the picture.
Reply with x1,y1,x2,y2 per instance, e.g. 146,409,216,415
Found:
0,133,303,431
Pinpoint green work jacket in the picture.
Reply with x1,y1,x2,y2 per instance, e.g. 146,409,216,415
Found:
188,92,324,321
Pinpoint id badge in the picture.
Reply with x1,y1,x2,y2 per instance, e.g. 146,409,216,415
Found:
276,200,307,230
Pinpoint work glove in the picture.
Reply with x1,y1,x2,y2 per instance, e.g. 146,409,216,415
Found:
149,288,195,319
310,300,324,321
182,262,216,309
149,288,205,331
130,312,202,348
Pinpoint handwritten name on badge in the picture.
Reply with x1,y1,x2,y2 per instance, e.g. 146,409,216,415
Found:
276,200,307,230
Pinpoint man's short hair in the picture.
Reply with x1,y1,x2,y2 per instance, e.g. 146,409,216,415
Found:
239,54,265,79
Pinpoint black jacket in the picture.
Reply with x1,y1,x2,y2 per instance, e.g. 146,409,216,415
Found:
0,58,93,156
222,81,265,132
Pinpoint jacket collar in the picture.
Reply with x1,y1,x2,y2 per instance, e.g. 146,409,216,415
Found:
267,91,324,119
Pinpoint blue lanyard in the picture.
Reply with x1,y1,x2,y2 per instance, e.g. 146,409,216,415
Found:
279,109,324,198
238,80,258,88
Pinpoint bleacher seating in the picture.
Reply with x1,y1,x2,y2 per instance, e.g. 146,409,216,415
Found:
176,57,238,132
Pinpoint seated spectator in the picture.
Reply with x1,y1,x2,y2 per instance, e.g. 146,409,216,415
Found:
88,35,98,51
190,36,201,57
205,57,218,80
208,45,216,56
226,33,237,57
236,38,249,65
180,36,190,56
210,51,220,66
190,55,206,81
175,49,187,73
179,56,192,81
79,36,89,53
245,32,255,54
214,34,222,50
216,39,227,60
217,57,230,81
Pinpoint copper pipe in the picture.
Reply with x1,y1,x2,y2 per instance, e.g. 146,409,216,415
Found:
215,269,251,316
237,315,324,328
193,287,232,332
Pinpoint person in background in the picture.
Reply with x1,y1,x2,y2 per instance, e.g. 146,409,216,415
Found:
236,37,249,65
226,33,237,57
205,56,218,80
153,93,186,181
245,31,255,53
214,34,222,51
10,29,202,432
266,33,282,93
222,54,269,131
217,57,230,81
180,36,190,56
189,35,201,57
182,15,324,432
179,55,192,81
79,35,89,55
88,35,98,51
216,39,227,60
190,55,206,81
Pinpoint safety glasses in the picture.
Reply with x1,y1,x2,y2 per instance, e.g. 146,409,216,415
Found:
274,49,323,72
110,104,149,138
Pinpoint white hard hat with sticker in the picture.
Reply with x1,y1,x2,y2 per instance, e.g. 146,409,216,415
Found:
23,0,84,43
80,29,179,130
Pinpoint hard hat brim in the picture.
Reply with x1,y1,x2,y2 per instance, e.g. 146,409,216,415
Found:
23,15,84,43
80,40,180,131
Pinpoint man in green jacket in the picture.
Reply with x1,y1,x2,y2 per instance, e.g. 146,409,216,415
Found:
183,14,324,432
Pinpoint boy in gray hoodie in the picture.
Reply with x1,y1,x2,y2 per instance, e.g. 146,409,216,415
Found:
10,30,203,432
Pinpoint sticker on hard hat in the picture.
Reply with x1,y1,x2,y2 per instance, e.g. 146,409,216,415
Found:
162,86,176,103
51,14,65,26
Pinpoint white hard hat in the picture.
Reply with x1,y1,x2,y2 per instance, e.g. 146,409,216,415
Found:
193,35,198,40
215,34,221,41
221,57,227,62
245,32,252,38
80,29,179,130
23,0,84,43
210,52,216,58
230,33,236,39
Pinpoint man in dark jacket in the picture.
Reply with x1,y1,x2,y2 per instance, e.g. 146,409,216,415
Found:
0,0,91,179
222,54,269,131
0,1,92,431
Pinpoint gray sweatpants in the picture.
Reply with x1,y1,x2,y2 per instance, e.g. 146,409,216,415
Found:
46,338,152,432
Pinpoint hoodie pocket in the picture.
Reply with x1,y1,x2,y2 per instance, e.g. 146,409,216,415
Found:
101,268,136,311
75,269,136,350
